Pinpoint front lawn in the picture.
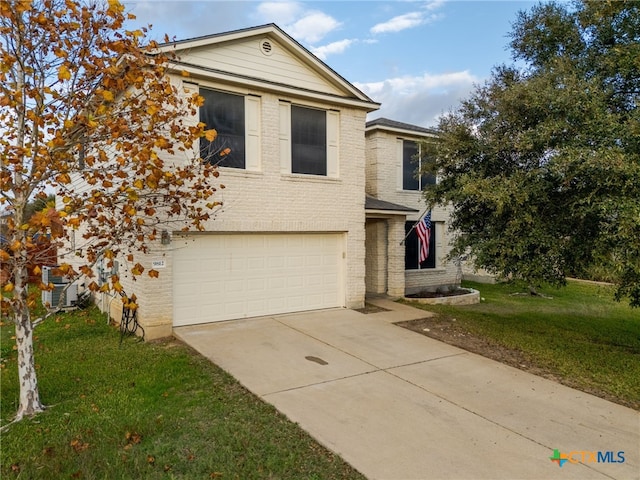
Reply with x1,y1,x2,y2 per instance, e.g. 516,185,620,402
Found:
401,280,640,410
0,307,364,479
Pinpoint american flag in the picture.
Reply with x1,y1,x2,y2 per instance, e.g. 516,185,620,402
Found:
416,211,432,263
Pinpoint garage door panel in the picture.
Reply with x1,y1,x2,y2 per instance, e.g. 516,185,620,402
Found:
173,233,344,326
224,278,243,293
248,257,265,270
287,276,303,288
268,297,286,310
306,255,322,267
229,255,246,270
323,254,338,265
268,256,285,269
247,278,266,291
287,295,305,309
306,292,323,305
268,276,286,289
245,235,264,248
223,302,245,318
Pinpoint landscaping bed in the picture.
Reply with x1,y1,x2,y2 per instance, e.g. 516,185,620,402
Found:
405,288,480,305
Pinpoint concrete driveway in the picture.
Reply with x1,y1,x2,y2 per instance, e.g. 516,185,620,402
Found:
174,298,639,480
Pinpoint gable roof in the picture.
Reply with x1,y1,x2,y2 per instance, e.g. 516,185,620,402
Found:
157,24,380,111
366,117,438,137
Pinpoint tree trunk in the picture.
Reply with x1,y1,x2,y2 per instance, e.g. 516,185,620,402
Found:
15,313,45,420
13,263,45,421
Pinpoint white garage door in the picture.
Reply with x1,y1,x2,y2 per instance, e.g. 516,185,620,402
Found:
173,233,345,326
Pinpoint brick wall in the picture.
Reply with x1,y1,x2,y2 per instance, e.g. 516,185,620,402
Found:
111,79,369,337
365,128,460,294
365,219,386,294
62,69,370,338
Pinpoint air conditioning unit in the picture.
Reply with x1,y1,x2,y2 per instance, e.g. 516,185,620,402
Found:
42,266,70,285
42,283,78,309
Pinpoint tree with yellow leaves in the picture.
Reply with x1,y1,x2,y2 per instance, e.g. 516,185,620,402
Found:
1,0,222,421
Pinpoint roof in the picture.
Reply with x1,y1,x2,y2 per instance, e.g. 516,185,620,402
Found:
158,23,279,49
366,117,438,137
365,195,418,214
156,24,380,111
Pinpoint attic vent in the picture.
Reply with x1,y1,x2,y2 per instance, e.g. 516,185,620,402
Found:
260,39,273,56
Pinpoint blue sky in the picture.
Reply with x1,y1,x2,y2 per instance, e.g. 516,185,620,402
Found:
123,0,538,127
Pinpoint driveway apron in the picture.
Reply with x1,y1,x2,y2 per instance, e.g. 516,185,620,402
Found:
174,300,639,480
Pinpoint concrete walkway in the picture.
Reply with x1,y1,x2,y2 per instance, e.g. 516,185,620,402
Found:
174,299,639,480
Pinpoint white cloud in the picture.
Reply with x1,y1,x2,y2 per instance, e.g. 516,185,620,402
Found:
255,1,303,25
355,71,478,127
253,2,342,44
285,11,341,43
370,12,424,34
370,1,445,35
424,0,446,11
126,1,342,50
311,39,355,61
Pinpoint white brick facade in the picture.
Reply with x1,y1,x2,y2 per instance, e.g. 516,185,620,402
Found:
85,25,378,338
365,121,461,296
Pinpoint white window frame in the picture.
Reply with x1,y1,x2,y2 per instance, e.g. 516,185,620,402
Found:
279,101,339,178
396,138,435,191
185,82,261,171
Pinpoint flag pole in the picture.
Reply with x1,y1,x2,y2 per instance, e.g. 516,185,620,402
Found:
400,206,431,245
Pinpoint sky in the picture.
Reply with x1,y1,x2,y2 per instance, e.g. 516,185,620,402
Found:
122,0,539,128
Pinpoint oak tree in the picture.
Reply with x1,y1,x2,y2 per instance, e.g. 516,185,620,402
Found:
423,0,640,306
1,0,222,421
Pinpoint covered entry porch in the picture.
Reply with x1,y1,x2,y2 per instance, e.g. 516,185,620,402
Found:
364,196,417,297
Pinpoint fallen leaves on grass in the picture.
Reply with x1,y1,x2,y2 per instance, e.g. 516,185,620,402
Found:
70,438,90,453
124,431,142,446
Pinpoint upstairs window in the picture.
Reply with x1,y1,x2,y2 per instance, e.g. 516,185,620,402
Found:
291,105,327,176
200,88,246,169
279,102,339,178
402,140,436,191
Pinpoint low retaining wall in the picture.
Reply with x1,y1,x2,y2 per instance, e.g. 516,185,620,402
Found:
405,288,480,306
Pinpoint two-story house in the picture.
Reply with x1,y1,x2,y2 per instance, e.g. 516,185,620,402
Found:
89,24,379,339
82,24,460,339
364,118,460,298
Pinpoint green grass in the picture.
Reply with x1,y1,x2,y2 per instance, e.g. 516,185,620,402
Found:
403,280,640,410
0,307,364,479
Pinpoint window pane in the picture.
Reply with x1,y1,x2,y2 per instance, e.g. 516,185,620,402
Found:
403,141,419,190
200,89,245,169
404,221,436,270
291,105,326,175
405,222,419,270
422,221,436,269
421,171,437,188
